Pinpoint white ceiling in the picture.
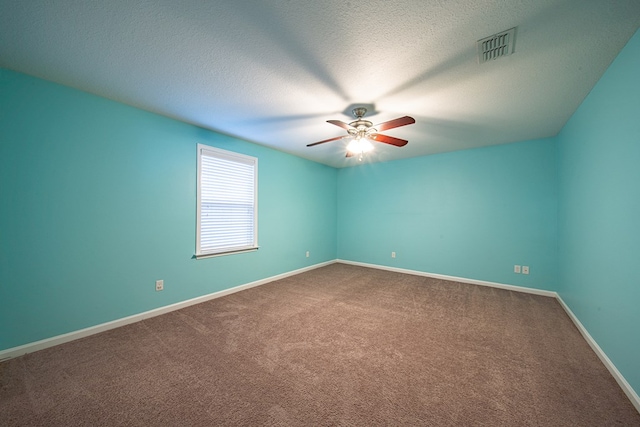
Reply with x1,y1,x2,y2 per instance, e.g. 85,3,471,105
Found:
1,1,639,168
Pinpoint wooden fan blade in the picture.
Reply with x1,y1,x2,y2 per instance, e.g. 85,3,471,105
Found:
306,135,345,147
370,133,408,147
375,116,415,131
327,120,354,131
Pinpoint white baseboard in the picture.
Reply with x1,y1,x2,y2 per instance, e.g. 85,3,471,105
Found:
0,260,336,362
555,296,640,413
2,258,638,414
336,259,557,297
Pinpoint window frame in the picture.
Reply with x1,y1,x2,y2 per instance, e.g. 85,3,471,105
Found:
196,144,258,259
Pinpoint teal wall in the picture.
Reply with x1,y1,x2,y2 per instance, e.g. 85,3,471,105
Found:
0,69,337,350
557,29,640,393
337,139,558,290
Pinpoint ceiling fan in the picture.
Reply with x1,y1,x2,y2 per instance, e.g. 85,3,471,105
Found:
306,108,415,159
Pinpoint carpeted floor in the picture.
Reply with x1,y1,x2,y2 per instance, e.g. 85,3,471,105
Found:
1,263,639,426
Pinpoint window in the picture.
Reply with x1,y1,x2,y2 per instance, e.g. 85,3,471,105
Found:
196,144,258,258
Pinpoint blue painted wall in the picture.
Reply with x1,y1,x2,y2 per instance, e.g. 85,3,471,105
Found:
337,139,558,290
0,69,337,350
557,29,640,393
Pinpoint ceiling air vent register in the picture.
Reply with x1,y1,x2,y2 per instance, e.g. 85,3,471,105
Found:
477,27,516,63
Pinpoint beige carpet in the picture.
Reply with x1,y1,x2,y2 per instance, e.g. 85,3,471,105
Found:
1,263,639,426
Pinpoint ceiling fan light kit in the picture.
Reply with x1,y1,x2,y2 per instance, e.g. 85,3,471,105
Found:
346,137,373,154
307,108,415,160
346,137,374,161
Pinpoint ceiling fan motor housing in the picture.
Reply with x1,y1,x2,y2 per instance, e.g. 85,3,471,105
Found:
348,120,375,138
348,108,376,138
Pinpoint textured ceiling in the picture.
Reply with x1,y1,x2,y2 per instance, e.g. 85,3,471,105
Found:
1,1,639,168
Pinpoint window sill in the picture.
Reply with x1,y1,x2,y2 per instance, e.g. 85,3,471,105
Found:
194,247,259,260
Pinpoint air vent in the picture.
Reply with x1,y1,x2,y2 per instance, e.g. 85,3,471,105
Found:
477,27,516,63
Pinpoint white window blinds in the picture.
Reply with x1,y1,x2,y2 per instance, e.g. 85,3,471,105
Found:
196,144,258,257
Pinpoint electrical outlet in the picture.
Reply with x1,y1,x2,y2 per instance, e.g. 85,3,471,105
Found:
514,265,521,274
522,266,530,275
155,280,164,291
306,251,309,258
391,252,396,258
